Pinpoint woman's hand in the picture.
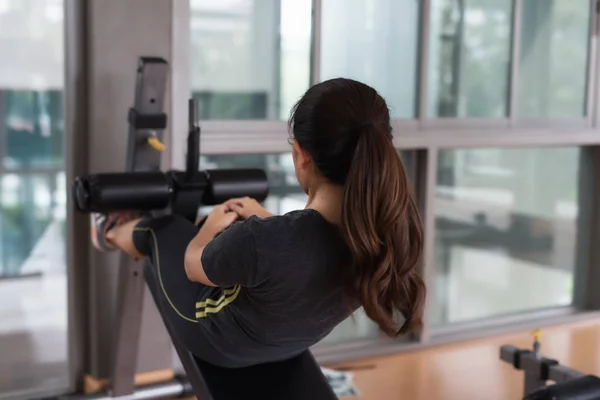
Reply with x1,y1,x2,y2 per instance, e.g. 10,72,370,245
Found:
225,197,274,220
201,204,239,237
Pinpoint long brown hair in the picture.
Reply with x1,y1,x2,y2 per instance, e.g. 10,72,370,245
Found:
289,78,425,336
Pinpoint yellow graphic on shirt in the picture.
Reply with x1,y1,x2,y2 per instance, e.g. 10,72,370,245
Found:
195,285,241,319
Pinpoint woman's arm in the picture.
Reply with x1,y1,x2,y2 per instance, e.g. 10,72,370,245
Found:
184,205,237,286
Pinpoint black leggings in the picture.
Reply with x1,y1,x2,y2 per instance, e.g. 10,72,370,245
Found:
132,215,224,364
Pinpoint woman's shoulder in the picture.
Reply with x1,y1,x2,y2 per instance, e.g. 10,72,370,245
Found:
241,209,330,235
253,209,325,225
240,210,344,253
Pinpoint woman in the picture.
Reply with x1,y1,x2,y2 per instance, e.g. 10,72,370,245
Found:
90,78,425,368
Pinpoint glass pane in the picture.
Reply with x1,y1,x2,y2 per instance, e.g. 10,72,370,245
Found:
2,90,64,169
0,172,68,395
189,0,312,120
200,150,416,345
0,0,67,397
431,147,580,326
427,0,513,117
0,0,65,169
320,0,420,119
518,0,590,118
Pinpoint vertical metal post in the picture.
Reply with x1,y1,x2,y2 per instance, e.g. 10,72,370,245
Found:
110,57,169,396
273,0,282,119
171,0,191,171
64,0,90,392
590,0,600,127
186,98,200,180
521,355,548,396
508,0,522,125
574,146,600,310
523,372,547,396
309,0,322,86
110,257,147,396
417,0,431,123
415,147,439,343
520,350,547,395
0,89,6,172
0,89,5,277
585,0,598,125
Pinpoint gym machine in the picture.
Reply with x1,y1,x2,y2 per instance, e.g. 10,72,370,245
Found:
64,57,337,400
500,331,600,400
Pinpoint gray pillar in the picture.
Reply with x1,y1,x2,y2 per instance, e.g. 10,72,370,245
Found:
86,0,173,378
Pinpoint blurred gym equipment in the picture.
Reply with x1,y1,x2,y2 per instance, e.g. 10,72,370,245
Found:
501,330,600,400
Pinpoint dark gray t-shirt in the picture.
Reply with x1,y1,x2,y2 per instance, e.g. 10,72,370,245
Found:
198,209,353,368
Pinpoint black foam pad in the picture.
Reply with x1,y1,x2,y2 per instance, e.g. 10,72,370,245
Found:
525,375,600,400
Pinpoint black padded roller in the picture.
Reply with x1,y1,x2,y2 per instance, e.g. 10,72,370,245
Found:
203,169,269,205
73,171,171,213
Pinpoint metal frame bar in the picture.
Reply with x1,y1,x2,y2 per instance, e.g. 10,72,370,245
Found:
196,126,600,155
109,56,170,396
514,117,590,129
421,118,509,130
110,257,146,396
0,90,6,172
592,0,600,128
573,146,597,309
586,0,597,124
415,148,438,344
171,0,191,171
508,0,522,125
0,167,64,175
273,0,282,119
64,0,89,395
417,0,431,123
576,146,600,310
310,0,322,86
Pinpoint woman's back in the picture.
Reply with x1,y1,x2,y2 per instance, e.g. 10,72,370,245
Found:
198,209,352,368
92,77,425,371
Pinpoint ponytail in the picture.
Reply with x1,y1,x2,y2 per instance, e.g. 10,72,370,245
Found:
341,127,425,336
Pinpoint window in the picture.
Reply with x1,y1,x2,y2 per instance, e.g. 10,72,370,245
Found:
320,0,420,119
189,0,312,120
3,90,64,169
0,0,67,397
431,147,581,326
518,0,591,118
427,0,513,117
